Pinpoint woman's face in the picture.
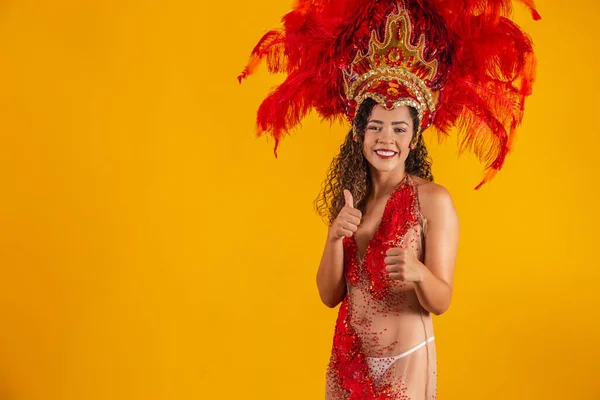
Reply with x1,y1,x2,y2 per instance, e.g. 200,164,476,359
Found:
362,104,415,173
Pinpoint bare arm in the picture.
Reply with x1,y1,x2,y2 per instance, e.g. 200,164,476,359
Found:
316,235,346,308
413,184,459,315
316,190,362,308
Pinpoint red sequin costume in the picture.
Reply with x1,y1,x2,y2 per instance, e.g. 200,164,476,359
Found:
325,173,434,399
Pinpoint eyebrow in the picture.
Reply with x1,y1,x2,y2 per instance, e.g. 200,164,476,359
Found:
367,119,410,126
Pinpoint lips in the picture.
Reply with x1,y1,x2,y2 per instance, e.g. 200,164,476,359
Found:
374,149,398,159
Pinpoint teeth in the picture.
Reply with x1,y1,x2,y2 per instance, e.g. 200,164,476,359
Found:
376,150,395,156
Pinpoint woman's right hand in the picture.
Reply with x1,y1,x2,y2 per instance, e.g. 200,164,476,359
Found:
328,189,362,241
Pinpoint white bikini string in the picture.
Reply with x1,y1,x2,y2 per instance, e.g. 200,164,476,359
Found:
393,336,434,360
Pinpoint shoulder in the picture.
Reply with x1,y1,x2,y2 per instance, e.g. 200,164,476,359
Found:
409,175,457,222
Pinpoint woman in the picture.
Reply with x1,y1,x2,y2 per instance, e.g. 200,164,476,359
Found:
239,0,538,398
316,99,458,398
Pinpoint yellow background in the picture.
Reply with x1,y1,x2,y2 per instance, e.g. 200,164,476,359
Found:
0,0,598,399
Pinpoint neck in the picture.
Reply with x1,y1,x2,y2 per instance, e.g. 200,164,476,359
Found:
369,167,408,200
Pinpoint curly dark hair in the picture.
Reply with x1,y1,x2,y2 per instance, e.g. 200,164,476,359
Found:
315,98,434,225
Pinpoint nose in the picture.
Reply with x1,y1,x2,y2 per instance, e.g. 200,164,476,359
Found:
377,126,394,143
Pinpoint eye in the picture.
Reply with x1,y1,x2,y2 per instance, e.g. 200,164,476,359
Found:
367,125,382,131
394,128,407,133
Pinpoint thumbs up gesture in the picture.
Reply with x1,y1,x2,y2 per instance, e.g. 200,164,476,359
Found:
384,247,424,282
328,189,362,241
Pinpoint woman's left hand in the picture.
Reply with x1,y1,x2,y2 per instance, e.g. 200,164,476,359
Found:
384,247,425,282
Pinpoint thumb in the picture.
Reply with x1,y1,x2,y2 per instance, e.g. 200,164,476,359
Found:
343,189,354,208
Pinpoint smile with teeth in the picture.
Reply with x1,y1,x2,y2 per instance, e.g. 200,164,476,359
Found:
375,149,397,157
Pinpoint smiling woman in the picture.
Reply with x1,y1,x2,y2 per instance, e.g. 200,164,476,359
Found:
239,0,538,397
315,96,457,399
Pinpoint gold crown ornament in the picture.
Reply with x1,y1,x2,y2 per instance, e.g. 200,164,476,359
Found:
343,8,440,134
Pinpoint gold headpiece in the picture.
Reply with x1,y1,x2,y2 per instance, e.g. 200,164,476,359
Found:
343,8,439,132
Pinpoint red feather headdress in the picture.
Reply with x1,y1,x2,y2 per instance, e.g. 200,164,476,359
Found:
239,0,540,189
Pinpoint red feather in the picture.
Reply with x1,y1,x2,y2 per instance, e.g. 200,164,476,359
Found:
239,0,540,188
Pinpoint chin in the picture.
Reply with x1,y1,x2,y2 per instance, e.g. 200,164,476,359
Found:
368,159,402,172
